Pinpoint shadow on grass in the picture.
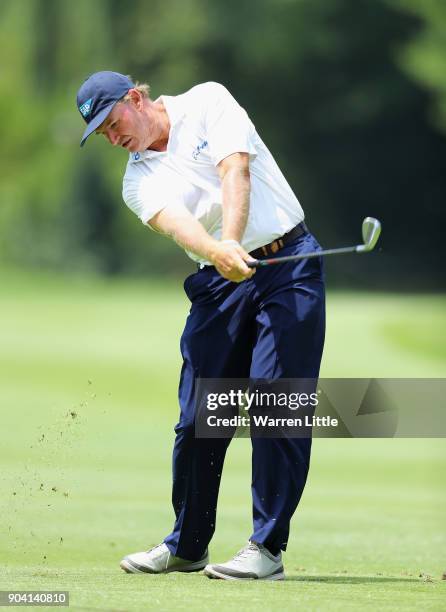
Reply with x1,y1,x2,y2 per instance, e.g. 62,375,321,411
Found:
286,575,420,584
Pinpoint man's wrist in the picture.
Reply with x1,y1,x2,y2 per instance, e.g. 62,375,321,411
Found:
220,239,240,247
205,238,242,266
204,237,222,264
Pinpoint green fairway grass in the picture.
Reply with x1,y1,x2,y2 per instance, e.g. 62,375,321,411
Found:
0,269,445,611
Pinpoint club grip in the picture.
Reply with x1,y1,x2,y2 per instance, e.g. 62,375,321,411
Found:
247,260,260,269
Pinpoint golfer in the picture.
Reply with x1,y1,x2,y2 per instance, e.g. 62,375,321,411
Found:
76,71,325,580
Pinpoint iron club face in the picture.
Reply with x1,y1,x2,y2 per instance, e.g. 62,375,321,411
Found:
357,217,381,253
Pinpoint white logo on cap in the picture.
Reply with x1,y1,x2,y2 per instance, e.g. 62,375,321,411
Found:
79,98,93,117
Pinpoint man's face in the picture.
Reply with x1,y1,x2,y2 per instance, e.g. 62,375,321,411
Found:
96,96,149,152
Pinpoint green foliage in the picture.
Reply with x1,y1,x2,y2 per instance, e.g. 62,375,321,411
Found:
0,0,445,287
387,0,446,131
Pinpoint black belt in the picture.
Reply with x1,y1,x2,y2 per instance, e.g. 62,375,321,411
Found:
249,222,308,259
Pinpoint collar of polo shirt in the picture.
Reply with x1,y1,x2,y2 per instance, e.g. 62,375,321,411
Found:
129,95,185,163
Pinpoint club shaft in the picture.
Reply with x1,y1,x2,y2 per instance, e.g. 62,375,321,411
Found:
248,245,360,268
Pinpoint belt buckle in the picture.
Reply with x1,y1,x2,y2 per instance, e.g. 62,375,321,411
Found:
270,238,285,255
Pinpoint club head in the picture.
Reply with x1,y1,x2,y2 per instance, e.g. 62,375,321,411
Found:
358,217,381,252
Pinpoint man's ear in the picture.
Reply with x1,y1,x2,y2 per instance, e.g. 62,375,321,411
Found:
126,88,143,109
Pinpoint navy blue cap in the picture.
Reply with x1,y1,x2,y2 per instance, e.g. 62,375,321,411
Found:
76,71,135,146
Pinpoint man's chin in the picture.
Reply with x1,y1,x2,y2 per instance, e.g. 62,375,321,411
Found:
123,138,139,153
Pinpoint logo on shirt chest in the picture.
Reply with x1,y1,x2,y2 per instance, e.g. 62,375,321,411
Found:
192,140,208,160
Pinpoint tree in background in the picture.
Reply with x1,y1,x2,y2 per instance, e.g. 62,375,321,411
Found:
388,0,446,133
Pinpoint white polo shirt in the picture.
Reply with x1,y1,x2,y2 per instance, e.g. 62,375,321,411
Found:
122,82,304,265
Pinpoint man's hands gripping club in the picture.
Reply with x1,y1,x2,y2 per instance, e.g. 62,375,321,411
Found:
208,239,256,282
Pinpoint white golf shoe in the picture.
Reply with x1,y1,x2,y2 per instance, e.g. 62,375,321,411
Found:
204,541,285,580
120,542,209,574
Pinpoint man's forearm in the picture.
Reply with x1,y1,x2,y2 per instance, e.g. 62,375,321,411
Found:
148,201,255,283
220,165,251,242
149,205,218,261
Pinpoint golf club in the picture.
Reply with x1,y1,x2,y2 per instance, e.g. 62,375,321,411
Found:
247,217,381,268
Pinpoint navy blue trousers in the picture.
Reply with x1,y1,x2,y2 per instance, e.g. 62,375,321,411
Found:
164,230,325,560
